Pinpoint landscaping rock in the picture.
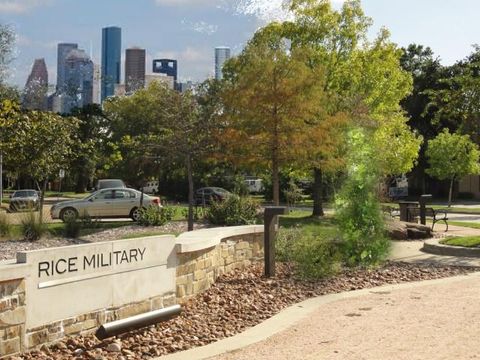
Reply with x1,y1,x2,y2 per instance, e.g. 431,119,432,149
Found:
386,220,432,240
20,262,477,360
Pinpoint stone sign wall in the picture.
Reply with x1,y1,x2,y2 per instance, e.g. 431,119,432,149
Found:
0,225,264,358
18,235,177,330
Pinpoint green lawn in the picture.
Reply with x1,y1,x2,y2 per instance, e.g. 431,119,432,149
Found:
447,221,480,229
440,236,480,248
280,210,338,238
44,191,90,199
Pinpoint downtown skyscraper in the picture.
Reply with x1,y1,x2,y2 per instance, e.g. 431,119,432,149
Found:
23,58,48,110
101,26,121,102
64,49,94,112
125,47,146,94
215,46,230,80
57,43,78,93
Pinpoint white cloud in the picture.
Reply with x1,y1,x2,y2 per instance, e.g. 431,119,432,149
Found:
234,0,292,22
0,0,53,14
181,19,218,35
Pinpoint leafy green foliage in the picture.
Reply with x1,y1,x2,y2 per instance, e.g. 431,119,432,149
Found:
206,195,259,226
426,129,480,205
426,129,480,181
70,104,119,193
221,25,325,205
276,227,341,279
284,180,303,209
138,206,175,227
335,129,390,266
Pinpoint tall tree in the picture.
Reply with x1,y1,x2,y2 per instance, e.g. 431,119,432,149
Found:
400,44,450,193
161,81,220,230
285,0,420,214
221,25,325,205
70,104,118,193
103,82,170,186
0,100,78,220
426,47,480,143
426,129,480,206
104,81,220,230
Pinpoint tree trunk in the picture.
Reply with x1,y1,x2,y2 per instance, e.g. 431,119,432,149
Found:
448,178,454,207
76,169,88,193
39,179,47,224
186,154,194,231
312,167,324,217
272,155,280,206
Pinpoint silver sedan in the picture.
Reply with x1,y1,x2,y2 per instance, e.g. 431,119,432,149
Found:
50,188,161,222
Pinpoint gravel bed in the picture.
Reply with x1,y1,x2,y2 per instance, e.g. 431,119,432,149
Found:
0,221,209,261
18,261,478,360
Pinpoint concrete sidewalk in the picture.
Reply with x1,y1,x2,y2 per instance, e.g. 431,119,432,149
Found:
159,272,480,360
157,224,480,360
388,223,480,267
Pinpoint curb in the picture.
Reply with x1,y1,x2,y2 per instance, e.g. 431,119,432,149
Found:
423,238,480,258
155,271,480,360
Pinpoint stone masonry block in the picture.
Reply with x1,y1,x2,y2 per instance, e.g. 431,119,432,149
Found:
0,306,25,328
0,336,21,356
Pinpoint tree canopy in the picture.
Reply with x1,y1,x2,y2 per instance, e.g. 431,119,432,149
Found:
426,129,480,205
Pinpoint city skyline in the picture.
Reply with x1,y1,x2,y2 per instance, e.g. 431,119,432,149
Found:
3,0,480,88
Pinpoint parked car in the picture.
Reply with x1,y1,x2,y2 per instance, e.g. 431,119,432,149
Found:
94,179,126,191
50,188,161,222
195,187,231,206
9,190,40,212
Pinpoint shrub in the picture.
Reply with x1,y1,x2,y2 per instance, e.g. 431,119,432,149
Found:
283,180,303,209
232,175,250,196
64,218,82,238
0,212,11,237
138,205,175,226
21,211,46,241
205,195,259,226
336,129,390,267
181,207,202,221
276,227,341,279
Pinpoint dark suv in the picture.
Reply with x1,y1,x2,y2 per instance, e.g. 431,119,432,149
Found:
195,187,231,206
9,190,40,212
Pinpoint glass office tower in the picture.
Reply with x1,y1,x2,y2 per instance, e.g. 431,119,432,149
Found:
215,46,231,80
101,26,121,102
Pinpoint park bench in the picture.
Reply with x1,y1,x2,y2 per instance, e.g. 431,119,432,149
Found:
409,207,449,232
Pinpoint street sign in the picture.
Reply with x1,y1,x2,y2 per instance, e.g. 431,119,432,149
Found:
59,169,65,179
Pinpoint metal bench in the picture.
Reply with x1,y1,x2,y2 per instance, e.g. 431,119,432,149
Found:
409,207,448,232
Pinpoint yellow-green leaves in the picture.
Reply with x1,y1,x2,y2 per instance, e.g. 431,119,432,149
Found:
426,129,480,181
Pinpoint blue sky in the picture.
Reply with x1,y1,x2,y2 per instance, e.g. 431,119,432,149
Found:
2,0,480,88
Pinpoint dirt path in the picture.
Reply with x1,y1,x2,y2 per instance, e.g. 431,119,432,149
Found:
212,273,480,360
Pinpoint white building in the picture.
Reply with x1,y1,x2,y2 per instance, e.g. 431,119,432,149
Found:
215,46,231,80
145,74,174,90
